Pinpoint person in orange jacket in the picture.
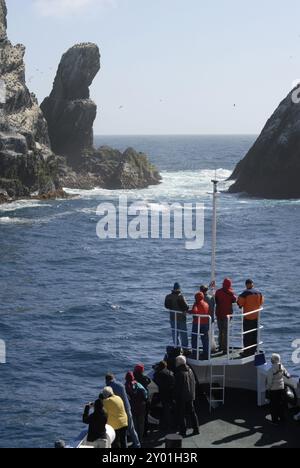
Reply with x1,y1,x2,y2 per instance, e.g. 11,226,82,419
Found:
238,279,264,357
190,292,210,360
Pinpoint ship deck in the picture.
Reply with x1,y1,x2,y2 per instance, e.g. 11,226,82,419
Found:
144,389,300,449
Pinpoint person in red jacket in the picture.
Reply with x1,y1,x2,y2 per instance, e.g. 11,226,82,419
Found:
215,279,237,354
190,292,210,360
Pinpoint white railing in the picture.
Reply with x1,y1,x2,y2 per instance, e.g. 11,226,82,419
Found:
169,310,213,360
226,308,264,359
168,307,264,362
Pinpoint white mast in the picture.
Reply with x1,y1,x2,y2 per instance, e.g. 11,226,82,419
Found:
211,179,219,288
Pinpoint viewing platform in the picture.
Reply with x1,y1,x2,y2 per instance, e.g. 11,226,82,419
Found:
169,307,270,409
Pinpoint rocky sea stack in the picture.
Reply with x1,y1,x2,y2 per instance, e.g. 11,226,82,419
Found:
229,88,300,199
0,0,65,203
41,43,100,169
41,43,161,190
0,2,161,204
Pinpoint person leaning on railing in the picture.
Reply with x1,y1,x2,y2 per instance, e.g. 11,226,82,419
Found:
237,279,264,357
215,279,237,355
190,292,210,360
165,283,190,351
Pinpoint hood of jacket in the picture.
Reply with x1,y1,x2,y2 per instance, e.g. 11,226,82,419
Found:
194,292,205,306
223,278,233,292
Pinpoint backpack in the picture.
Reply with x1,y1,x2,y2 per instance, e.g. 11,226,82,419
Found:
131,383,148,407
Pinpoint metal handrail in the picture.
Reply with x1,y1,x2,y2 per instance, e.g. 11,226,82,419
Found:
226,308,264,359
168,309,213,360
167,307,264,362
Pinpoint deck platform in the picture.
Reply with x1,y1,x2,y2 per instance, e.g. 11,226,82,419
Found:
144,389,300,449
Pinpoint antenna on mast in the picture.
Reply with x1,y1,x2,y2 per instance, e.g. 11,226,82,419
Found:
211,178,219,291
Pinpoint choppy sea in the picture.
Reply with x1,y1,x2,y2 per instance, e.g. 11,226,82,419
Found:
0,135,299,447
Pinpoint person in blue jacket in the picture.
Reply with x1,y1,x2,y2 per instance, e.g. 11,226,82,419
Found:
105,373,141,448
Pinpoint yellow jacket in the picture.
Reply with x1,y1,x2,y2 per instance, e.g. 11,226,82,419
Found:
103,395,128,430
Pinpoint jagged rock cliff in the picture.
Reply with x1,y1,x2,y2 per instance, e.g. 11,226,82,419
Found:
41,43,100,168
0,0,64,203
229,88,300,199
42,44,161,190
0,1,161,203
0,0,7,42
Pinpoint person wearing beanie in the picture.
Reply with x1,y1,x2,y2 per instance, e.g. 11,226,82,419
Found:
174,355,199,437
215,279,237,354
125,372,148,445
165,283,190,350
102,387,128,448
176,355,187,367
267,354,290,425
134,364,151,390
190,292,210,360
238,279,264,357
133,364,151,437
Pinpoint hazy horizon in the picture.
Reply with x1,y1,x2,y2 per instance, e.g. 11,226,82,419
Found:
94,132,258,136
6,0,300,135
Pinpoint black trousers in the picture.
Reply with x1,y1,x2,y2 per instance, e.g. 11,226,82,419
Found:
243,320,258,356
112,426,128,448
270,390,286,423
160,399,175,432
176,400,199,436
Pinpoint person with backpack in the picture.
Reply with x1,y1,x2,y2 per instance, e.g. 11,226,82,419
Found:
133,363,152,437
215,279,237,354
165,283,190,350
174,355,200,438
133,364,151,391
267,354,291,425
125,372,148,444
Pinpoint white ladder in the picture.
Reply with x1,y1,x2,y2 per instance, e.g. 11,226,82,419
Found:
209,365,226,412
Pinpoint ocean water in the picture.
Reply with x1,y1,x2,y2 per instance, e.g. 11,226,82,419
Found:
0,135,299,448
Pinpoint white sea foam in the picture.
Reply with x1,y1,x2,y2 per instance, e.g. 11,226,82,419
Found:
0,217,32,225
65,168,233,203
0,200,52,213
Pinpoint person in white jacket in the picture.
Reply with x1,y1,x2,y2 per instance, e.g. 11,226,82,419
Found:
266,354,290,425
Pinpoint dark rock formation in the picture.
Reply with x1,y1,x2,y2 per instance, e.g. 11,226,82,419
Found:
0,0,64,203
0,0,7,42
42,44,161,190
41,43,100,168
61,146,162,190
229,88,300,199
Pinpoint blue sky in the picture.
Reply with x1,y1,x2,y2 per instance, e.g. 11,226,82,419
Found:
5,0,300,134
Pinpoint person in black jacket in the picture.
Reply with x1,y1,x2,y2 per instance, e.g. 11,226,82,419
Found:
174,355,199,437
83,399,108,444
154,361,175,432
165,283,189,350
